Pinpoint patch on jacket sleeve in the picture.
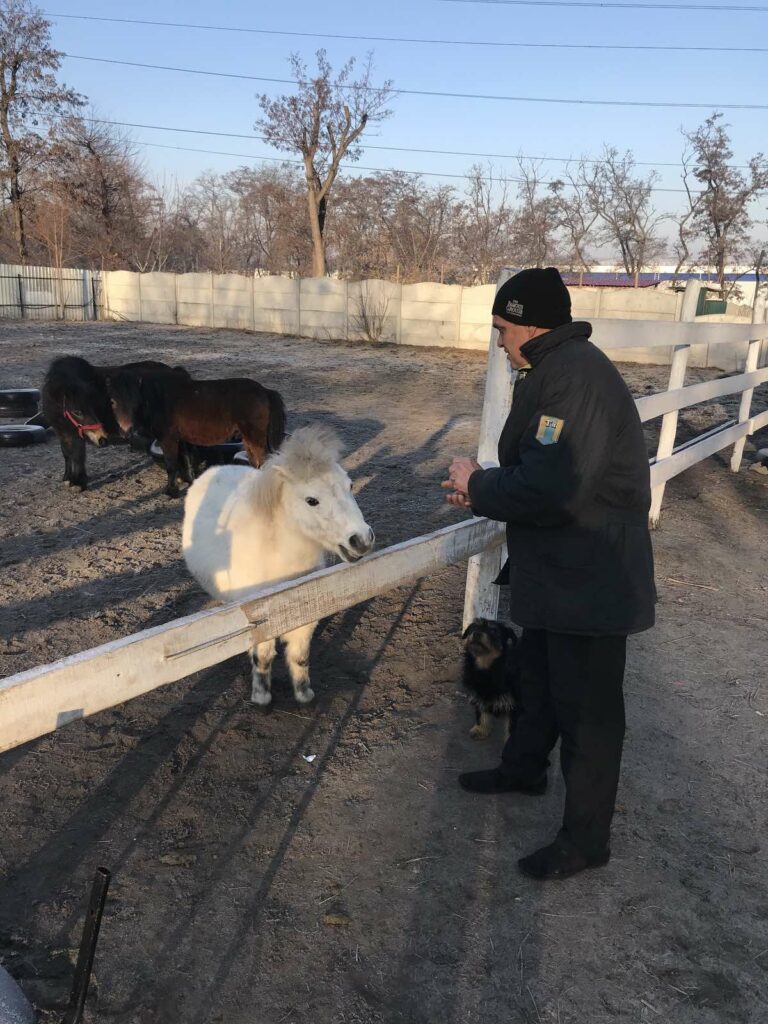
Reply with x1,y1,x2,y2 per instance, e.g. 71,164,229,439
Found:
535,415,564,446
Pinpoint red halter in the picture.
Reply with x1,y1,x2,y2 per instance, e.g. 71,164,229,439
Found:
63,406,104,439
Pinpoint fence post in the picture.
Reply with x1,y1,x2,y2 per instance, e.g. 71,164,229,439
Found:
649,279,700,527
17,274,24,319
462,268,515,630
210,271,215,327
137,273,143,322
730,296,766,473
81,269,89,320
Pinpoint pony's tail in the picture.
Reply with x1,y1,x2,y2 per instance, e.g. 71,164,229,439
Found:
266,388,286,453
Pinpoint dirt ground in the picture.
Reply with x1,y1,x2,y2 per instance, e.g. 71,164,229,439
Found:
0,320,766,1024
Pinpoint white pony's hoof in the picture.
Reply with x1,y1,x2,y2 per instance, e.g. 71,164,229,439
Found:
294,686,315,705
251,689,273,707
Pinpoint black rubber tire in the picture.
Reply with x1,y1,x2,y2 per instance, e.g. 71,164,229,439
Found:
202,442,245,462
0,389,40,418
0,388,40,406
0,423,48,447
0,401,38,418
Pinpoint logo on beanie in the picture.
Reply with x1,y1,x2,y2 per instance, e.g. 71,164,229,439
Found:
506,299,524,318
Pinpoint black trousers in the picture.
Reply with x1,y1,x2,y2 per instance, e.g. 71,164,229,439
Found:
501,628,627,855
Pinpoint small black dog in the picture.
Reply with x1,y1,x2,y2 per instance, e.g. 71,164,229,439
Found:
461,618,520,739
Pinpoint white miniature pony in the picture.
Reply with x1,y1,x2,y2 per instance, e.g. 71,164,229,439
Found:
182,425,374,706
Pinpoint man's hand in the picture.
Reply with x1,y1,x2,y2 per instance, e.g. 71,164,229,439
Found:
441,456,481,507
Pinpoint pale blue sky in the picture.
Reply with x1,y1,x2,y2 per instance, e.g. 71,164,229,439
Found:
47,0,768,219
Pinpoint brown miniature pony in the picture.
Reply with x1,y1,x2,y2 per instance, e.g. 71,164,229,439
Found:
106,370,286,497
41,355,189,492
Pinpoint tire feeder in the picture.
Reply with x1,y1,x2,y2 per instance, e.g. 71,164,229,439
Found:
149,438,245,466
0,424,48,448
0,389,40,419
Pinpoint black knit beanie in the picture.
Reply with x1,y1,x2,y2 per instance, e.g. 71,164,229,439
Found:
492,267,572,329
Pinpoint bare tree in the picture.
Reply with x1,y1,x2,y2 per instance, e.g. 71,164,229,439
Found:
512,160,559,268
548,167,600,271
225,164,309,274
182,172,243,274
331,173,395,279
454,163,514,284
0,0,83,262
256,50,393,277
126,179,203,273
744,243,767,314
379,171,456,282
668,143,703,285
582,147,666,275
682,113,768,299
45,113,149,268
27,185,70,266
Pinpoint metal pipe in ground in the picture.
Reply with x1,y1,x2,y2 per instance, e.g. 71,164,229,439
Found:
62,868,111,1024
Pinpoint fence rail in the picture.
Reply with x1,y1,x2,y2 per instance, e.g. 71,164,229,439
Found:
635,368,768,422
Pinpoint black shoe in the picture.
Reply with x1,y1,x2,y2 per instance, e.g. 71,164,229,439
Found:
458,767,547,795
518,839,610,880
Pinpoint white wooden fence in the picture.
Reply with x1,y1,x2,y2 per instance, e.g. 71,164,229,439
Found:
0,280,766,756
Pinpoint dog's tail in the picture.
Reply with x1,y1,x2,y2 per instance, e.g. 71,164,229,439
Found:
266,388,287,453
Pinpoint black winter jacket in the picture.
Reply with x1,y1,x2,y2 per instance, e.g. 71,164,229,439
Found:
467,321,656,636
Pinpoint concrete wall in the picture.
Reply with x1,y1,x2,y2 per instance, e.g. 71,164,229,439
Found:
100,271,760,370
571,286,683,322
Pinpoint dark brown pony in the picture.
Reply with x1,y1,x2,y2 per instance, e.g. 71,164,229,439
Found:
41,355,189,491
106,371,287,497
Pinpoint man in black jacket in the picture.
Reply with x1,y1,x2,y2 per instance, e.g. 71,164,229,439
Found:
444,267,655,881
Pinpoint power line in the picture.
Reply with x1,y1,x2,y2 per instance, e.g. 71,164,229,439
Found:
45,11,768,53
89,116,754,171
64,54,768,110
439,0,768,11
131,139,712,194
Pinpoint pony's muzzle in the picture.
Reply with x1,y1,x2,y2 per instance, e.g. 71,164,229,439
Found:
348,527,375,555
84,427,109,447
338,528,374,563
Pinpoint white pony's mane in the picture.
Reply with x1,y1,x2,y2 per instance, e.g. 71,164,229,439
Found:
273,424,343,479
251,424,344,514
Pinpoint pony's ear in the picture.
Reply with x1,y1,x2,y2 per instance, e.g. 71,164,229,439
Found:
270,461,292,481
